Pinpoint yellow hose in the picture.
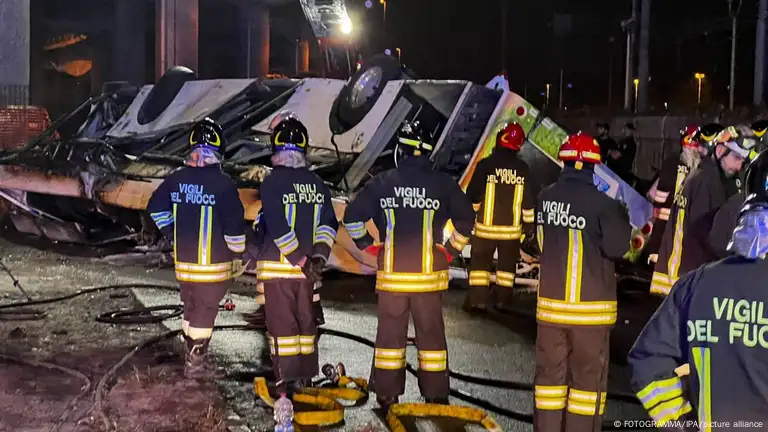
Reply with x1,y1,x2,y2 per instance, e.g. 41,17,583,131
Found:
387,403,503,431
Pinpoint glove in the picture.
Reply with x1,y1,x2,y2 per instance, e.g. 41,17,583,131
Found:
302,256,326,283
435,244,454,263
232,259,248,278
363,243,382,256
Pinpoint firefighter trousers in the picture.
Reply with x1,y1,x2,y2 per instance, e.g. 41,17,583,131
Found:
263,279,318,384
534,324,610,432
371,291,449,400
467,237,521,307
180,281,230,338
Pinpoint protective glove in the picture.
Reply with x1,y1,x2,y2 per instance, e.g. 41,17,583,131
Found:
302,256,326,283
232,258,248,278
435,244,454,263
363,243,382,256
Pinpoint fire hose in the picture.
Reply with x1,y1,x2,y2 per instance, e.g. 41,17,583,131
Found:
0,283,654,431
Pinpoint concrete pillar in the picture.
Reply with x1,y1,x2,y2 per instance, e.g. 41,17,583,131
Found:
0,0,30,105
114,0,148,84
156,0,199,81
297,40,310,74
241,0,269,78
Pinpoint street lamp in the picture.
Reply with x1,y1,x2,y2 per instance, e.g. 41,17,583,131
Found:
633,78,639,108
545,83,551,107
380,0,387,29
395,47,401,60
694,72,705,105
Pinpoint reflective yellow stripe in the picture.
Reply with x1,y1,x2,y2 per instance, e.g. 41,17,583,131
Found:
384,209,395,273
172,203,178,261
269,335,301,356
512,184,523,227
674,171,686,196
423,210,434,273
565,229,583,303
469,271,491,287
483,181,495,225
567,389,606,416
654,190,669,203
278,204,298,262
648,396,692,425
448,230,469,251
650,271,673,296
474,222,521,240
175,261,232,283
374,347,406,370
375,270,449,293
256,260,305,280
693,347,712,431
667,208,685,281
536,297,617,326
197,205,213,265
300,335,315,354
537,224,544,252
534,385,567,410
522,208,535,224
176,271,232,282
496,271,515,288
345,221,368,239
312,204,321,243
418,350,447,372
636,376,684,411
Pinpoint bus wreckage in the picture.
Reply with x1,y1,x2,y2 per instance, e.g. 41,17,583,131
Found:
0,55,653,286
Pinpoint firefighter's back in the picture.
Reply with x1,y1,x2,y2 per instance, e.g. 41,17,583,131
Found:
684,256,768,426
536,167,631,327
165,165,241,275
473,150,532,234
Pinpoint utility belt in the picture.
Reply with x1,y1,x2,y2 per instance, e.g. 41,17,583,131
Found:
175,261,233,283
536,296,617,327
474,222,522,241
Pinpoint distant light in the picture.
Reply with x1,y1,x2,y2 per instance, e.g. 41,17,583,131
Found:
633,78,639,85
664,102,668,109
365,0,373,8
340,18,353,35
567,83,573,89
540,92,545,96
384,48,392,55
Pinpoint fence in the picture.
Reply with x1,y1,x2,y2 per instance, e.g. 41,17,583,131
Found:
0,84,55,150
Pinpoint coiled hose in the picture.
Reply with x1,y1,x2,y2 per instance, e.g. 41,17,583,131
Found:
0,283,652,430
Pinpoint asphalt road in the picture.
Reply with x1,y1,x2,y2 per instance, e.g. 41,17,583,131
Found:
133,271,655,431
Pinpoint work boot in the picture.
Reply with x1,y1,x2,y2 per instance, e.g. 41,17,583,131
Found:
313,301,325,326
184,337,226,380
424,397,449,405
376,395,399,412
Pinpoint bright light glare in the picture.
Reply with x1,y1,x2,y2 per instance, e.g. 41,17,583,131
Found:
340,18,353,35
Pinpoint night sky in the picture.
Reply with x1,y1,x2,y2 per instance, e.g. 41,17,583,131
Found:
344,0,763,110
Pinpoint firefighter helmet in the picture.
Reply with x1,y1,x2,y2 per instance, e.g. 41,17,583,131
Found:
496,122,525,151
558,132,602,165
713,125,758,160
397,120,434,155
680,124,699,149
752,120,768,139
692,123,725,151
189,118,224,152
742,149,768,211
271,117,309,153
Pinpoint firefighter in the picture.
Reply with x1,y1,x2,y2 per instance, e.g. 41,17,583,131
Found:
342,120,475,409
628,150,768,430
255,115,338,396
650,125,756,296
646,124,699,265
464,122,535,313
147,117,247,379
752,119,768,146
534,132,632,432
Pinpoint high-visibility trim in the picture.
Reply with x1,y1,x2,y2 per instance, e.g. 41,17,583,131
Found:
256,260,305,280
225,234,246,253
658,208,670,221
512,184,524,227
384,209,396,273
275,204,299,257
522,208,535,224
534,385,567,410
650,271,672,296
150,210,174,229
474,222,522,240
537,224,544,252
483,181,496,226
469,271,491,287
472,203,481,212
423,210,435,273
374,347,406,370
188,326,213,339
269,335,301,356
667,208,685,281
198,205,213,265
654,190,669,203
693,347,712,431
648,396,692,425
175,261,233,283
565,229,583,303
674,170,687,196
300,335,315,354
536,297,617,326
567,389,606,416
637,376,684,412
418,350,447,372
172,204,178,260
375,270,449,293
252,212,261,229
448,229,470,251
344,221,368,240
496,270,515,288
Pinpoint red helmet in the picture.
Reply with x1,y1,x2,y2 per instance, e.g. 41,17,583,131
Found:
681,124,699,149
496,122,525,151
558,132,602,165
